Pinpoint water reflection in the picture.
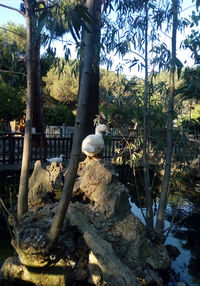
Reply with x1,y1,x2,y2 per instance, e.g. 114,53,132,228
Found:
130,190,200,286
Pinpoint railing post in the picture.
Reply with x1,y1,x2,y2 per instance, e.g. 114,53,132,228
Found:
8,134,15,164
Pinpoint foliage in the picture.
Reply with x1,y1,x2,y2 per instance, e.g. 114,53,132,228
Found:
100,94,142,131
183,9,200,64
99,69,136,99
0,23,26,131
43,60,79,104
99,76,143,130
44,103,75,126
151,69,200,127
0,22,26,53
100,0,173,74
191,104,200,122
40,48,57,77
0,77,25,124
43,65,141,108
0,22,26,88
99,75,168,130
99,67,200,169
176,67,200,101
39,0,93,62
180,117,200,134
99,75,170,169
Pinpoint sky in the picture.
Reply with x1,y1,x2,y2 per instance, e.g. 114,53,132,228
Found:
0,0,198,78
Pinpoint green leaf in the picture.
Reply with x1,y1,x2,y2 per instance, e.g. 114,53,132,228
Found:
32,13,48,48
68,18,79,44
175,57,183,79
48,20,57,49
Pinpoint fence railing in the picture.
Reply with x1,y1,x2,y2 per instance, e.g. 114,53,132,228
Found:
0,132,199,166
0,133,74,165
0,133,136,165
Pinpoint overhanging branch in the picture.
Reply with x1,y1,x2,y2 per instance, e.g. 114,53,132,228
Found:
0,27,26,38
0,69,27,77
0,3,25,16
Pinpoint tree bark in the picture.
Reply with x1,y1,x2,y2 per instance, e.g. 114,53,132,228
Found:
32,37,44,134
32,36,46,161
155,0,178,239
17,0,33,219
48,0,101,249
143,0,153,234
83,0,101,136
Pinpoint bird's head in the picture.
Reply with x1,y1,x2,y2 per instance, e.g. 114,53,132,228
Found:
95,124,109,135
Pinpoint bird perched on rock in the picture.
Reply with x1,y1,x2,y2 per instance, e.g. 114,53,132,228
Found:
46,154,64,163
81,124,109,159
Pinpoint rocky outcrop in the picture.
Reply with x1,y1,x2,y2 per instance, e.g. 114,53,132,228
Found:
28,160,64,207
0,159,170,286
73,160,131,219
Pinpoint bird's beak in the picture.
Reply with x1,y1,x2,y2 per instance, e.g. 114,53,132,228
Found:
105,129,110,134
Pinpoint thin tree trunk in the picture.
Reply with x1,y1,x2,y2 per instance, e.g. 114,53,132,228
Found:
155,0,178,239
48,0,100,249
32,36,46,161
84,0,101,136
143,0,153,234
32,36,44,134
17,0,33,219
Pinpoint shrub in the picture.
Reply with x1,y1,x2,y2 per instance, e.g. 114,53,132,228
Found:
44,104,75,126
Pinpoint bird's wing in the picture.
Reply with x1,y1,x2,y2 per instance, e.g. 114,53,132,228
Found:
81,135,104,153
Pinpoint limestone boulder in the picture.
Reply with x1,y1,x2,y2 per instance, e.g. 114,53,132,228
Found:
28,160,64,207
73,159,131,219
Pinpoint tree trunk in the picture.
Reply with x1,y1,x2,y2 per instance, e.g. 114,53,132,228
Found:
48,0,101,249
143,0,153,234
32,36,46,161
155,0,178,239
83,0,101,136
32,37,43,134
17,0,33,219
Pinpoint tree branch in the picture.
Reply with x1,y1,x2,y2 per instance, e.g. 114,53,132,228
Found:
129,50,145,61
0,3,25,16
149,19,172,40
32,4,56,13
0,27,26,38
180,5,196,13
0,69,27,77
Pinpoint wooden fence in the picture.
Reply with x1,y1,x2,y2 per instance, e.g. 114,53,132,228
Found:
0,133,134,165
0,133,72,165
0,132,199,166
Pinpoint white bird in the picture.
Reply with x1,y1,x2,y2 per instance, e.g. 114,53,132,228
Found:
81,124,109,159
46,154,64,163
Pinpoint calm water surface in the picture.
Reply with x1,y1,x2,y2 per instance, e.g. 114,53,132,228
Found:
130,192,200,286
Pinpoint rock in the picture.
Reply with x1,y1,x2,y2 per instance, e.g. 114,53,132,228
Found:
1,159,170,286
68,204,141,285
28,160,64,207
2,206,89,286
142,240,170,269
0,257,22,280
88,251,104,285
73,159,131,219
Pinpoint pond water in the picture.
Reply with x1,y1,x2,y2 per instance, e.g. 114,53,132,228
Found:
0,219,14,269
130,190,200,286
0,171,200,286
